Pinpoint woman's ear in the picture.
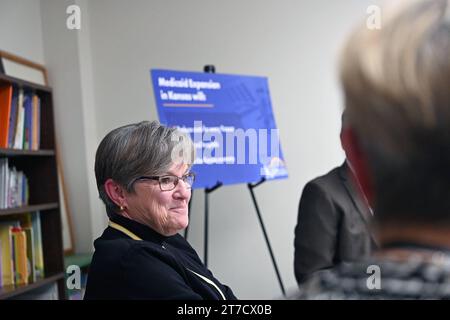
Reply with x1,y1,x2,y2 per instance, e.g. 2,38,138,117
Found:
104,178,128,209
341,127,375,208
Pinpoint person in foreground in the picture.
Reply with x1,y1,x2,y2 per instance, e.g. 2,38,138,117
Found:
294,112,377,285
84,121,237,300
297,0,450,299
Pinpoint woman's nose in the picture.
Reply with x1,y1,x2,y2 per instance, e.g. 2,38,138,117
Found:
173,180,191,199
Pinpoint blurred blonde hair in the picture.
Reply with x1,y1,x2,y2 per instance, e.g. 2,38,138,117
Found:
340,0,450,223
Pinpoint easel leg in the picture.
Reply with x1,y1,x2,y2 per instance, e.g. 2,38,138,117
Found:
203,182,222,268
204,190,209,267
248,182,286,297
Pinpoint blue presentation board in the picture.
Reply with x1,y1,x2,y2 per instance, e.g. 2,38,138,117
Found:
151,69,288,189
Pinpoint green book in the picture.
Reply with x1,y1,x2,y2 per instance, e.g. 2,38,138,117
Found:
23,227,35,283
31,212,44,279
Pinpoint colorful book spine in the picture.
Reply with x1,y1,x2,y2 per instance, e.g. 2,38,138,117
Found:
11,227,28,285
23,91,33,150
36,96,40,150
13,89,24,150
0,85,13,148
1,164,29,209
7,87,18,148
0,214,45,288
0,223,16,286
0,158,7,209
31,95,38,150
0,88,41,151
31,212,44,279
23,227,35,283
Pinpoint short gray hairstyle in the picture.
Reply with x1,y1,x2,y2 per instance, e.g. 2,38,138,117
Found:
95,121,195,215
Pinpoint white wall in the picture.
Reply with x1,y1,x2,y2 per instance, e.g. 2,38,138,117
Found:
40,0,105,254
0,0,45,64
2,0,381,299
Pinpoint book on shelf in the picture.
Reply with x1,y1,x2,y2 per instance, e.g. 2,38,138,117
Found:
20,212,44,280
0,158,7,208
24,227,35,283
12,227,28,285
0,220,19,286
8,87,18,149
0,212,44,287
31,94,40,150
23,92,32,150
0,158,29,209
10,212,44,281
30,212,44,279
13,89,24,150
0,85,41,151
0,85,13,148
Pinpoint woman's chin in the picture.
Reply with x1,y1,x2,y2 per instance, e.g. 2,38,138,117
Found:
179,218,189,230
171,218,189,234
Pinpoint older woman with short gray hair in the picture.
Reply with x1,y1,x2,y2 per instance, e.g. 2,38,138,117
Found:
84,121,236,300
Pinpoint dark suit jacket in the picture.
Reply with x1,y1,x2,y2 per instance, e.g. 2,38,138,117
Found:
294,162,378,284
84,213,237,300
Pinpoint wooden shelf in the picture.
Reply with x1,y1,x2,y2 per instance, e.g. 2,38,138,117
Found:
0,66,65,299
0,273,65,299
0,73,52,93
0,203,59,216
0,148,55,156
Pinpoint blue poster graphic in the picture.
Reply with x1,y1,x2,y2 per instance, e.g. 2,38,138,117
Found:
151,69,288,189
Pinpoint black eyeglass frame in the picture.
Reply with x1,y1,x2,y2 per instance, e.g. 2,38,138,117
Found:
132,172,195,191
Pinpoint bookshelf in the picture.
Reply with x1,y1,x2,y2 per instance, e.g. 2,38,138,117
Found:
0,73,66,299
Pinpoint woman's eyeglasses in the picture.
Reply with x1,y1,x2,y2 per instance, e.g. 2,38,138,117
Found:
133,172,195,191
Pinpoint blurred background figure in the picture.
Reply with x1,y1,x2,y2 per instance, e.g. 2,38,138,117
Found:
294,111,377,285
297,0,450,299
